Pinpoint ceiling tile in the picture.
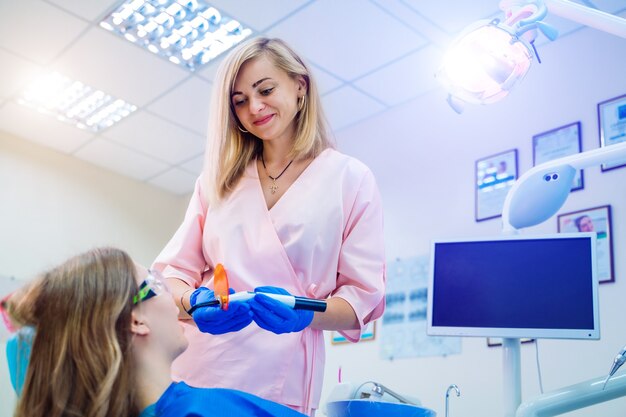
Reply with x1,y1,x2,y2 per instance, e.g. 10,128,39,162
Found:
100,111,205,164
354,45,443,106
322,86,386,132
0,50,42,99
147,77,213,136
54,27,189,107
310,64,344,95
45,0,119,22
402,0,501,34
267,0,428,80
0,102,93,153
180,154,204,176
206,0,311,32
370,0,452,48
197,57,224,82
148,167,197,195
74,138,169,181
534,13,585,47
0,0,89,65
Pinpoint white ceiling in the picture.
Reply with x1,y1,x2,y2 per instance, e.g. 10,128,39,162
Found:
1,0,625,195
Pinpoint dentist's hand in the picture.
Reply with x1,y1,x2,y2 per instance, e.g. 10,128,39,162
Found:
190,287,253,335
249,286,313,334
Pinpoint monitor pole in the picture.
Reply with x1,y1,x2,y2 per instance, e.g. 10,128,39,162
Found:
503,337,522,417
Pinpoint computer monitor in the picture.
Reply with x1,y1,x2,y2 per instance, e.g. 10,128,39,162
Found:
427,233,599,340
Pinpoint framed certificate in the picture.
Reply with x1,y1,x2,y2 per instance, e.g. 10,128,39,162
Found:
598,93,626,171
475,149,518,222
557,205,614,284
533,122,583,191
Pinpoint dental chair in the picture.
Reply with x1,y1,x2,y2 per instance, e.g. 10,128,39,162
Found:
5,326,34,395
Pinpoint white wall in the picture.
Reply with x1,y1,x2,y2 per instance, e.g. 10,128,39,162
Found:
323,26,626,417
0,131,188,416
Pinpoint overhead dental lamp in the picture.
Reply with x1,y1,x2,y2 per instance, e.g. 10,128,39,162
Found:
438,0,626,113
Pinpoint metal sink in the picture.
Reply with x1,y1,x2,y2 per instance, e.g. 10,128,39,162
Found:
326,400,437,417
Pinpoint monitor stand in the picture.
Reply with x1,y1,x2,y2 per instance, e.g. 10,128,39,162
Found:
503,337,522,417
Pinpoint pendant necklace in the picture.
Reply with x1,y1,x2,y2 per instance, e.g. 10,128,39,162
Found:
261,153,294,194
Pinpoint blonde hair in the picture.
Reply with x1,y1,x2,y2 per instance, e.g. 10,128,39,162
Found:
203,37,334,204
7,247,140,417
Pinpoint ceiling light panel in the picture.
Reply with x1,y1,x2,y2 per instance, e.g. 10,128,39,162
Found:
18,72,137,133
100,0,253,71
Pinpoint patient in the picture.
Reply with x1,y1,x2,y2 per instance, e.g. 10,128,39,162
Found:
4,247,304,417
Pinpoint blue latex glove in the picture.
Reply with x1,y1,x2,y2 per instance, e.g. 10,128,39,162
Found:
189,287,253,335
248,286,314,334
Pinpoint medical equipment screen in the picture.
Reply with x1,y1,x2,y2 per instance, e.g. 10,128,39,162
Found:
427,233,599,339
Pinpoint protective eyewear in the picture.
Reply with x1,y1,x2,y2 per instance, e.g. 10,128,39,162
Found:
133,270,168,305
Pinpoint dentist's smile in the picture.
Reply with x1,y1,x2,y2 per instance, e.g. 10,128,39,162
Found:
253,114,274,126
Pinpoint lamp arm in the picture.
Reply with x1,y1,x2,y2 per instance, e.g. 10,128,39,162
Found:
502,141,626,232
544,0,626,39
538,140,626,170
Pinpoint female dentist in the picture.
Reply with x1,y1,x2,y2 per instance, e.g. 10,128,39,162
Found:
153,37,386,416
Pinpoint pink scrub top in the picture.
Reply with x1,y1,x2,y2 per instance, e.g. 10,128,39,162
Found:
152,148,385,414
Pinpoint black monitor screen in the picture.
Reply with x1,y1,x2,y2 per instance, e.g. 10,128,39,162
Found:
428,234,599,339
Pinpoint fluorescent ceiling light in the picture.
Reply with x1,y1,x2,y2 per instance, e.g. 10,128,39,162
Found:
100,0,253,71
18,72,137,132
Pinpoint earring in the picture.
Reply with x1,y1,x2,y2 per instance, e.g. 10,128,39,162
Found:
238,125,248,133
298,95,306,112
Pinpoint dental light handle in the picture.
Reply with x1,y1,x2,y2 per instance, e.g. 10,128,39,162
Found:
230,291,327,312
602,345,626,390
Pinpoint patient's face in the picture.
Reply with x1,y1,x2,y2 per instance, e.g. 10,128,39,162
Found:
135,266,188,359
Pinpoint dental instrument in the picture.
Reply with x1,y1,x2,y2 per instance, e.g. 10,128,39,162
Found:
602,344,626,390
369,382,416,405
186,263,327,314
188,290,327,313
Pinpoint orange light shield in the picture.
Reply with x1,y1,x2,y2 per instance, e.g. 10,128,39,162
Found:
213,263,230,310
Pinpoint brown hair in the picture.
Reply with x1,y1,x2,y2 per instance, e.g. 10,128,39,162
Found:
203,37,334,204
7,247,140,417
